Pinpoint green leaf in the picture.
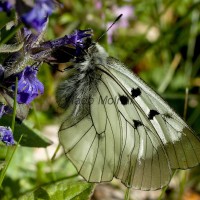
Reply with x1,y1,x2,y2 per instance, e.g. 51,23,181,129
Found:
0,42,24,53
0,115,52,147
2,92,29,121
18,179,94,200
0,161,5,171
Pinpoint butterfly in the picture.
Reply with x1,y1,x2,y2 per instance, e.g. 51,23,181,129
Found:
55,29,200,190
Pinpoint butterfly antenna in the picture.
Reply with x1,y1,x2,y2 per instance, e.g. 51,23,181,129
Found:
96,14,123,42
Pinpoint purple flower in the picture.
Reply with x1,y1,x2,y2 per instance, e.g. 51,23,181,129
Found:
45,29,92,49
94,0,102,10
18,0,57,32
0,103,12,118
0,126,15,146
0,0,13,14
30,29,92,63
63,29,92,56
15,66,44,104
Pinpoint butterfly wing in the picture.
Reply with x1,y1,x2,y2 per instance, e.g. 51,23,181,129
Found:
105,57,200,170
58,57,200,190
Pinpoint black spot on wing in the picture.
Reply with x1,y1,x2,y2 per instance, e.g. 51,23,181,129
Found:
131,88,141,98
163,113,172,118
119,95,129,105
148,110,160,120
133,120,143,129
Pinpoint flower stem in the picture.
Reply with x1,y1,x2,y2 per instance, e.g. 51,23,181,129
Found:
51,144,61,161
0,78,19,187
158,185,168,200
11,77,18,132
0,135,23,187
124,187,131,200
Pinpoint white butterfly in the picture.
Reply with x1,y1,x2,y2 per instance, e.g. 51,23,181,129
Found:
56,32,200,190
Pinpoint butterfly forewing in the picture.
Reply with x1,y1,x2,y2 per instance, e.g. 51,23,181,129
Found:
58,44,200,190
100,69,172,189
105,57,200,169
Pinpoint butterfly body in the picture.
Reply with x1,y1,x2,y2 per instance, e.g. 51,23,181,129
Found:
57,39,200,190
56,44,108,118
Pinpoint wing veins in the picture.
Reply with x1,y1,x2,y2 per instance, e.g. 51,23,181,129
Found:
140,128,148,189
184,134,200,163
89,134,100,181
97,66,157,132
119,120,128,171
95,85,115,172
162,114,200,163
126,127,138,186
79,133,97,175
98,79,124,173
95,86,109,181
97,65,170,154
66,125,93,153
96,87,116,174
61,114,89,130
179,138,189,167
119,109,163,155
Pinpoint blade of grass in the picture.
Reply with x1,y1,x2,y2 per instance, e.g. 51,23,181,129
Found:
0,77,21,187
177,3,199,195
178,171,189,200
32,102,57,181
0,135,23,188
157,171,177,200
184,0,200,86
158,53,181,93
183,88,189,121
125,187,131,200
31,102,41,130
51,144,61,161
158,185,168,200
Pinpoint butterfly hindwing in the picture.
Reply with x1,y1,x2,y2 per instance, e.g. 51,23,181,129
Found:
59,80,121,183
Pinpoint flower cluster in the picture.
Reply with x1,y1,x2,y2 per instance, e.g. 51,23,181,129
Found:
0,0,57,32
33,29,93,63
15,66,44,104
19,0,57,32
0,126,15,145
0,64,44,145
0,0,56,146
0,0,92,147
0,103,12,118
0,0,12,14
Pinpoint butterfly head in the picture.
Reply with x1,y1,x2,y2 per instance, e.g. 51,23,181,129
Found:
70,30,108,67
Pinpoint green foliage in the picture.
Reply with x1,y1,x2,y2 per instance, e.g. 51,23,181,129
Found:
18,180,94,200
0,115,52,147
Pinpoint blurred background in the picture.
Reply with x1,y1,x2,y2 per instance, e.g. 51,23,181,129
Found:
1,0,200,199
